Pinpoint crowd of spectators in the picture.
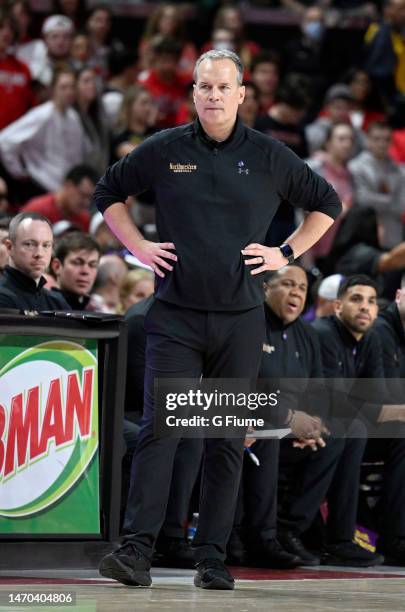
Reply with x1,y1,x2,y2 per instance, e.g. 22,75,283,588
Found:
1,0,405,570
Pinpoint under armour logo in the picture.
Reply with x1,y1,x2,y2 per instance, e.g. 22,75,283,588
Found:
237,160,249,175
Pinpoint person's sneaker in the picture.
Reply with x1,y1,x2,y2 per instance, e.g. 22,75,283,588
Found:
99,542,152,586
322,541,384,567
377,537,405,565
154,537,195,568
278,531,320,566
194,558,235,590
247,538,302,569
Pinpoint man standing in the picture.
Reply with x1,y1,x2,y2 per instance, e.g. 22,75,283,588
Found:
0,67,85,198
51,232,101,310
94,50,341,590
0,211,69,311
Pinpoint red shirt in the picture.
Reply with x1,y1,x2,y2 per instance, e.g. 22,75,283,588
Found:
0,54,34,130
390,128,405,164
138,70,187,129
21,193,90,232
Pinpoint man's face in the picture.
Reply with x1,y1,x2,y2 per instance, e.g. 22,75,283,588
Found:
53,72,76,108
335,284,378,337
328,98,351,122
264,266,308,324
7,219,53,281
327,124,354,162
153,52,178,80
251,62,279,95
367,127,392,160
45,29,73,59
63,177,95,215
193,58,245,131
54,248,99,296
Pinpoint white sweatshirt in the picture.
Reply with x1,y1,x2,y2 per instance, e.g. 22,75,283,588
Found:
0,101,86,192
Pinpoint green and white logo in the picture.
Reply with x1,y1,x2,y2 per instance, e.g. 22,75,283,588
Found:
0,340,98,518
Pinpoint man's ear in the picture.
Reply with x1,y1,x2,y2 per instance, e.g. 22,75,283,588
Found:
238,85,245,105
51,257,62,277
4,238,12,254
333,298,341,315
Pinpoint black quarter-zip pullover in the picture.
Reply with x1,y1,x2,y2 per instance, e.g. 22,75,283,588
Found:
93,118,342,311
312,316,385,423
259,304,326,424
0,266,70,311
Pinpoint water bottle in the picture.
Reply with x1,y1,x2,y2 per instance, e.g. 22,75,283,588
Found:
187,512,199,542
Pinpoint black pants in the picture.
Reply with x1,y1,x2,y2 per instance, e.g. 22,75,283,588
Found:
123,299,265,561
364,422,405,539
278,419,367,542
235,419,367,545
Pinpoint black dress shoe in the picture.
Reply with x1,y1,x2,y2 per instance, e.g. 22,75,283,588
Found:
322,541,384,567
194,558,235,590
154,537,195,568
248,538,302,569
99,542,152,586
378,537,405,565
278,531,320,566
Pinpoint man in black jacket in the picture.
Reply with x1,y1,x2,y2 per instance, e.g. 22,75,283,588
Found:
311,275,405,565
235,266,381,568
370,278,405,564
50,232,101,310
95,49,342,590
0,212,69,311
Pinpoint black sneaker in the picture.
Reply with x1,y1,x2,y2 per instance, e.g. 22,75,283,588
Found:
248,538,302,569
322,541,384,567
194,558,235,590
378,537,405,565
154,537,195,569
99,542,152,586
278,531,320,566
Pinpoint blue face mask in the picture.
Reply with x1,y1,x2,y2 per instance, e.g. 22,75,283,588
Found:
302,21,324,41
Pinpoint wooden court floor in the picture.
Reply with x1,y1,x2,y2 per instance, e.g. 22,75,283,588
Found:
1,566,405,611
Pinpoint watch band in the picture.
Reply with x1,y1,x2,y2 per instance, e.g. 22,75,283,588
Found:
279,243,295,265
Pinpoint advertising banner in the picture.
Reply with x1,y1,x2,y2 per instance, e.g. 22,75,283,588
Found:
0,337,100,534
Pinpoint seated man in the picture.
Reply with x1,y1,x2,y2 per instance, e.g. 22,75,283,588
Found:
311,274,400,564
233,266,382,568
0,211,69,311
51,231,101,310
